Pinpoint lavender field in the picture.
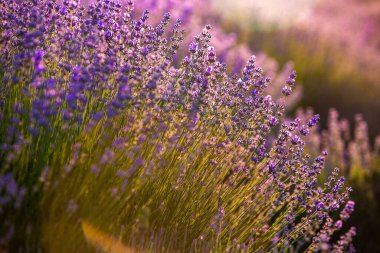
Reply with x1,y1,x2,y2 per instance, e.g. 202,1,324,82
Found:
0,0,379,252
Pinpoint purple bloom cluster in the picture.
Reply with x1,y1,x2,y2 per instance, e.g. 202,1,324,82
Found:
0,0,355,252
82,0,303,108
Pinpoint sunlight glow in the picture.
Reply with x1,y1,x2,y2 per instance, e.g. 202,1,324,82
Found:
213,0,319,29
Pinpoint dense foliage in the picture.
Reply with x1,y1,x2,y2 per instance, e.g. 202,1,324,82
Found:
0,0,355,252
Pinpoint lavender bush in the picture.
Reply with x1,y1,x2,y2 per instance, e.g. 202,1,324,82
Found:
0,0,355,252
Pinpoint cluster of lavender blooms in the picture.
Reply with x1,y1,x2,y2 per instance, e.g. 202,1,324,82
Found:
1,0,354,252
135,0,303,108
81,0,303,108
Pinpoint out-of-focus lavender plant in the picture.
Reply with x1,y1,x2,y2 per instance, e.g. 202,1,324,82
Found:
297,108,380,180
301,0,380,86
297,107,380,252
1,0,354,252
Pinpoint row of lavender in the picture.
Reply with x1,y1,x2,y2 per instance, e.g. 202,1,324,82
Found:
0,0,358,252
